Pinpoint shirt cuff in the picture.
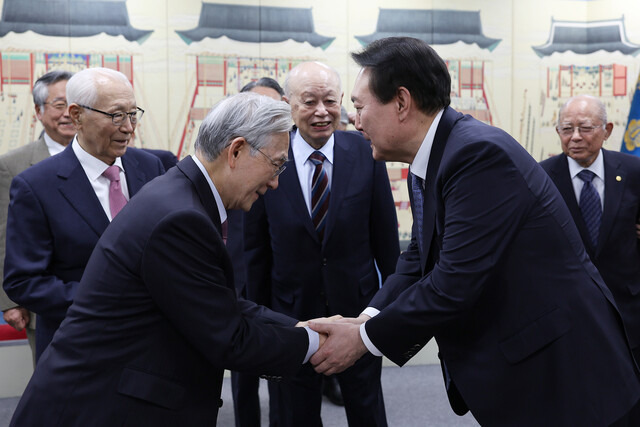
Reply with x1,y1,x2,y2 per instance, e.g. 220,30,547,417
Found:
359,322,383,357
362,307,380,318
303,326,319,363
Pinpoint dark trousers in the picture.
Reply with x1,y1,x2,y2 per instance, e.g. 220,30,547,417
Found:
268,352,387,427
231,371,261,427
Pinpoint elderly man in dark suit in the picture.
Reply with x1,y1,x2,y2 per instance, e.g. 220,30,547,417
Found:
540,95,640,361
3,67,165,362
310,37,640,426
244,61,399,427
0,70,75,361
9,92,320,426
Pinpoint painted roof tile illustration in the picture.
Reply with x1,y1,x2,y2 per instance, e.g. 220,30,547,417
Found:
176,3,334,49
355,9,501,51
0,0,153,43
533,17,640,57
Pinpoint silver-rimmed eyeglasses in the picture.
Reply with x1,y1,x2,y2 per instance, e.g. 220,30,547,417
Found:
78,104,144,125
556,124,603,137
255,148,287,177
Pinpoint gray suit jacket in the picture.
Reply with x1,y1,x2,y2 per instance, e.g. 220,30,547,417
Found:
0,136,51,328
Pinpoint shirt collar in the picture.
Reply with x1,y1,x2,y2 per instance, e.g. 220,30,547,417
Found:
71,136,124,181
292,129,334,165
409,109,444,181
567,149,604,181
192,154,227,223
43,132,68,156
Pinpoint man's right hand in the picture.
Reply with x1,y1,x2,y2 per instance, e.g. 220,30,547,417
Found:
2,307,30,331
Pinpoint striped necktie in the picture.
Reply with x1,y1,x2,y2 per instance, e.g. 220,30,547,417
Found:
410,173,425,254
309,151,330,238
577,169,601,247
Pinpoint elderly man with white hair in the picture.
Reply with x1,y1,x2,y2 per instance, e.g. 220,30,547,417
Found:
3,67,165,361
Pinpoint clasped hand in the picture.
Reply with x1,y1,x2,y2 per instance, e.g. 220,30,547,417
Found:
305,314,370,376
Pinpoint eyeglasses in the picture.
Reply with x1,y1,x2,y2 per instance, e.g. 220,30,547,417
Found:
556,125,603,137
43,101,68,110
255,148,287,177
78,104,144,125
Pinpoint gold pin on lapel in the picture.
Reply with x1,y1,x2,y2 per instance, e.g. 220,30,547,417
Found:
616,176,622,182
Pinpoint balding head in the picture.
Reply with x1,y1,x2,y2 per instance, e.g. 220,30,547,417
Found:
283,62,343,149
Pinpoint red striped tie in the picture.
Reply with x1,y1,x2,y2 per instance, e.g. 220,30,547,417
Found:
309,151,330,238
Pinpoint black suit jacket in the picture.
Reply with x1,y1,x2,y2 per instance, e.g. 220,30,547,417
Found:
9,156,309,426
541,149,640,350
365,107,640,425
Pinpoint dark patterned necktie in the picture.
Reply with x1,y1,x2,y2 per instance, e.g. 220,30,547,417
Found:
309,151,330,238
411,173,425,254
577,169,601,247
221,220,228,245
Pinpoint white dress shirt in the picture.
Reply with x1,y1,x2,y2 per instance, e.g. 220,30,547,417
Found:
193,154,319,363
567,149,605,209
359,109,444,357
44,132,67,156
72,137,129,222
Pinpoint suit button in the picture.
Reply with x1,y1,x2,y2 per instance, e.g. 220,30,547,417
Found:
322,258,327,266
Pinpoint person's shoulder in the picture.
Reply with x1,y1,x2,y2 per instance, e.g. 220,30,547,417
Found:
124,147,165,169
0,139,45,171
539,153,563,168
139,148,178,170
603,148,640,165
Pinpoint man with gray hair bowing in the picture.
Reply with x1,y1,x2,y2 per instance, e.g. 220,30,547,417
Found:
9,92,321,427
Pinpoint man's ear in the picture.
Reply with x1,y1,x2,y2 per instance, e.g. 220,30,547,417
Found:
35,105,43,121
68,104,82,126
227,137,246,168
396,86,411,121
603,122,614,140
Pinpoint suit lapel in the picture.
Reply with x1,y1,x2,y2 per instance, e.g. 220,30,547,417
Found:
420,107,457,272
279,144,319,243
322,132,355,245
598,150,625,256
56,146,110,237
121,150,146,196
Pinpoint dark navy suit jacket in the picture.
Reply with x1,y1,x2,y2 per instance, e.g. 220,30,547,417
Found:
3,144,164,360
541,149,640,352
9,156,309,426
365,107,640,425
244,130,399,319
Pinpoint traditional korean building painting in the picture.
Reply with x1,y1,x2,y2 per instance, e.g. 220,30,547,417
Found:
0,0,151,153
175,3,334,158
530,17,640,160
355,8,501,241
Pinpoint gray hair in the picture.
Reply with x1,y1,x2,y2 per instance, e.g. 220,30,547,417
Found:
32,70,74,107
283,61,342,99
66,67,132,107
195,92,292,161
558,95,608,126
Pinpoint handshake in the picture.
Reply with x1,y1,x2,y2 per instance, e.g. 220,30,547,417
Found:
296,314,372,375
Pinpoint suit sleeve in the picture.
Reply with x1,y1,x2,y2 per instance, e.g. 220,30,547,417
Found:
370,159,400,283
140,209,308,375
243,194,273,307
0,160,17,311
366,141,533,365
3,175,78,320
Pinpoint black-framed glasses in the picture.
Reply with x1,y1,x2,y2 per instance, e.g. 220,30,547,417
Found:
255,148,287,177
78,104,144,125
43,101,68,110
556,124,603,137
